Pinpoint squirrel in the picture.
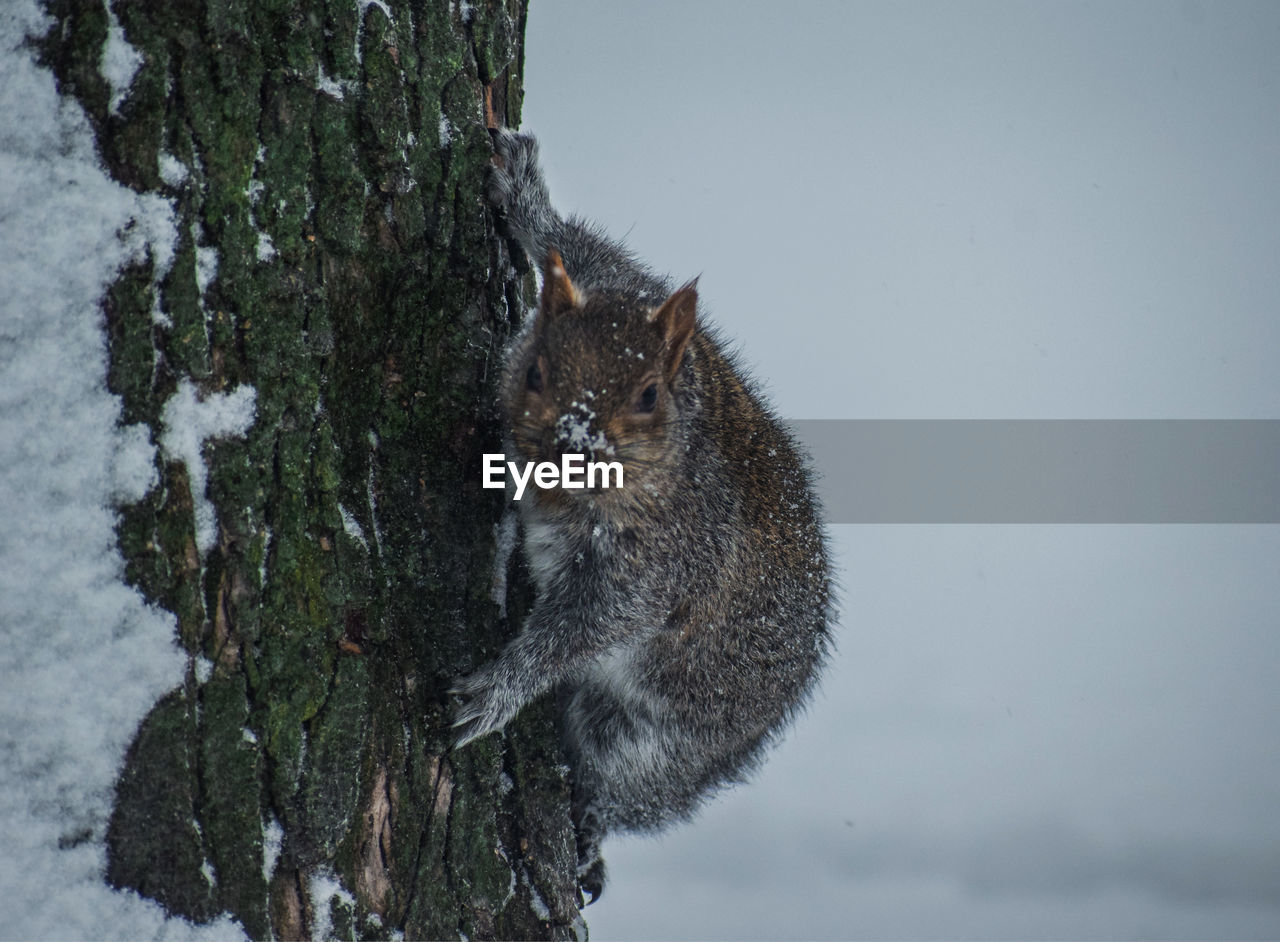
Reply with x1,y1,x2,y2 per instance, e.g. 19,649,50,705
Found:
451,129,833,904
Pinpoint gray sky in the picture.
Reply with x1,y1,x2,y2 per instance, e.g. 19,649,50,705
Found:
521,2,1280,938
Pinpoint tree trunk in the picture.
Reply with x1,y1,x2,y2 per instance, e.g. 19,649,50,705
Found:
37,0,582,937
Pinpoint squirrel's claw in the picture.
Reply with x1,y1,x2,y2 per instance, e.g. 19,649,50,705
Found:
576,858,606,907
448,667,519,748
450,701,499,749
450,715,496,750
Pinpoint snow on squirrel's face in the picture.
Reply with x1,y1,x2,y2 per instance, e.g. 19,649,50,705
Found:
502,285,695,512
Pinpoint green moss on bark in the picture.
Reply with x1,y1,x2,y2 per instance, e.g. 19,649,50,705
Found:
300,656,371,859
106,688,215,922
200,674,270,938
103,260,159,426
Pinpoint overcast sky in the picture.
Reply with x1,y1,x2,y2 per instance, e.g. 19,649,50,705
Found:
521,2,1280,938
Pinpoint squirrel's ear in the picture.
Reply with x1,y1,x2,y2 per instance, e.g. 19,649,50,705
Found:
539,249,580,321
651,278,698,378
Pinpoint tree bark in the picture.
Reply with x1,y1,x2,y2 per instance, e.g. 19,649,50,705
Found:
37,1,582,937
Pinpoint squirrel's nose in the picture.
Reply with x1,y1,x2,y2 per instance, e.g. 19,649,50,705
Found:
542,433,582,463
547,429,599,461
550,442,592,463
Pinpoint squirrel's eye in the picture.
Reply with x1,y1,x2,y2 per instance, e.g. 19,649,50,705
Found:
636,383,659,413
526,363,543,393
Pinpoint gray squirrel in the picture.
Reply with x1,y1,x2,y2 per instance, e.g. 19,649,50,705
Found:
452,130,833,903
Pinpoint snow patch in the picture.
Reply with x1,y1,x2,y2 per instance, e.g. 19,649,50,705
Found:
261,816,284,882
554,402,612,456
259,523,274,588
159,151,189,187
159,379,257,556
100,0,142,115
307,867,356,941
339,502,369,551
316,64,353,101
193,228,219,297
490,509,520,616
256,230,277,262
109,421,159,502
366,430,386,561
193,654,214,684
247,148,278,264
0,4,242,936
525,867,551,920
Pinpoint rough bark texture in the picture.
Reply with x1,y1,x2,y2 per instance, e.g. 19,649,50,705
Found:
37,1,583,938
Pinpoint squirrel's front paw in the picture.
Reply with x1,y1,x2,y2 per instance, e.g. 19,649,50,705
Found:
486,129,539,211
449,665,522,748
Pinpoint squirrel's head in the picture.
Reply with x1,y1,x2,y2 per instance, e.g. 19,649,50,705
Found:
502,249,699,512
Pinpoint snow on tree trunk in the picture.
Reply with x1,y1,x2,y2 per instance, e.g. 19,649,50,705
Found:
35,0,582,937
